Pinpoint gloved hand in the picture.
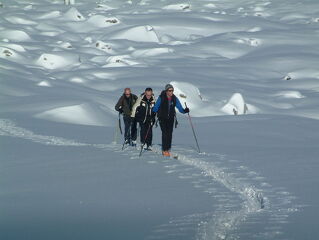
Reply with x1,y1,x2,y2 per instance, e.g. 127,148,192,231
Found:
151,111,156,118
119,109,123,114
184,107,190,113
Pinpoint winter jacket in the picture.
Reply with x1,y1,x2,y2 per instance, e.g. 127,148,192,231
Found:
115,94,138,117
153,91,185,120
134,94,156,124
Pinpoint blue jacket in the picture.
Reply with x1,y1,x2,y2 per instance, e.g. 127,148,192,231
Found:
153,91,185,119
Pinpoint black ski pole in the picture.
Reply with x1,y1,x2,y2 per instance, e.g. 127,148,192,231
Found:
184,102,201,153
118,112,123,135
139,122,152,157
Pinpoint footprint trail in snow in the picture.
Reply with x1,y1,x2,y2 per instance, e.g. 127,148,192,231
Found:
0,118,298,240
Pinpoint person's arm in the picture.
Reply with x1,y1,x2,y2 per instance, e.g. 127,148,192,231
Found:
131,96,142,117
175,97,186,114
152,97,161,113
115,96,123,112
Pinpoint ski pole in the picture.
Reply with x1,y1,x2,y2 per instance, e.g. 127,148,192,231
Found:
139,122,152,157
118,112,123,135
184,102,201,153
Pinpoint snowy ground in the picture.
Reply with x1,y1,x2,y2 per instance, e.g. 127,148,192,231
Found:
1,0,319,239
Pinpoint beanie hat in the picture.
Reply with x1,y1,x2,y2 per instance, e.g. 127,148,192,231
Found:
165,83,174,91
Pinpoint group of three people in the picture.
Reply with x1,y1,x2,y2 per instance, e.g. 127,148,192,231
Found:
115,84,189,157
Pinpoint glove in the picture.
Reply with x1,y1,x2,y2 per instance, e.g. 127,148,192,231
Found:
151,111,156,118
184,107,190,113
118,109,123,114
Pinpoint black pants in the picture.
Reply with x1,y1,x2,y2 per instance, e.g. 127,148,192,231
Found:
140,122,153,147
123,116,137,142
159,118,174,151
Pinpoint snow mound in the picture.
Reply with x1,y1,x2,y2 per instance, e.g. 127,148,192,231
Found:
87,15,120,28
274,91,305,99
235,38,261,47
110,25,159,43
96,4,115,11
35,53,79,70
0,47,24,61
0,30,31,42
37,81,52,87
163,3,191,11
221,93,258,115
205,3,216,9
37,11,61,19
131,47,173,58
62,7,86,21
171,81,203,108
95,41,115,54
35,103,112,126
103,55,140,67
169,81,220,117
0,43,25,52
5,16,37,25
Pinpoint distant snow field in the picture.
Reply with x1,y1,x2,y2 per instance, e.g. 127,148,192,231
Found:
1,0,319,240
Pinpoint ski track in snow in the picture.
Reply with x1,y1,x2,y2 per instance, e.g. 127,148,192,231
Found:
0,118,298,240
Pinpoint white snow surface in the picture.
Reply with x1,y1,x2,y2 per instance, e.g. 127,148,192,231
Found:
1,0,319,240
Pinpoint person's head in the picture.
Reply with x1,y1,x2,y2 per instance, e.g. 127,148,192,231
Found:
124,88,131,97
144,87,153,100
165,84,174,97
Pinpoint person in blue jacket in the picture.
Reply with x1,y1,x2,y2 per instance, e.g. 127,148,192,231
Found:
153,84,189,157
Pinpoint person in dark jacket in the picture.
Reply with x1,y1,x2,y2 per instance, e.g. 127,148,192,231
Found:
152,84,189,156
115,88,138,146
134,88,156,150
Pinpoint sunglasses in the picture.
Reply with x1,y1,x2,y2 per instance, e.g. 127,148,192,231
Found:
167,89,174,92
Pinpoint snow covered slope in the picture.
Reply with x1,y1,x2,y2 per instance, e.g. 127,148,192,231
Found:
1,0,319,239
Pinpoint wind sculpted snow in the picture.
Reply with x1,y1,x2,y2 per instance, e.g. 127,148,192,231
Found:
1,0,319,239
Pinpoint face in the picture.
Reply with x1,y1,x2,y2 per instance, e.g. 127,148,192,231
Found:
166,88,174,97
124,89,131,97
145,90,152,99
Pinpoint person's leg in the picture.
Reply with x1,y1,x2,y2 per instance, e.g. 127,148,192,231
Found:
123,116,131,142
131,117,137,142
140,123,147,144
167,117,174,151
146,123,153,147
160,119,169,151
